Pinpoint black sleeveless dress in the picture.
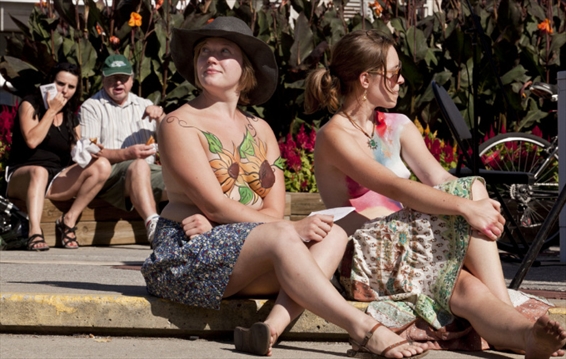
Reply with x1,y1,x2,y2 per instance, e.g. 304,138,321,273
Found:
6,96,77,187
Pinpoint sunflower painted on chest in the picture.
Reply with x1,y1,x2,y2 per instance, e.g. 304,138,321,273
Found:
202,130,284,205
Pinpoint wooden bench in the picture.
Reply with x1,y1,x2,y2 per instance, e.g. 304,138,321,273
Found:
11,193,325,247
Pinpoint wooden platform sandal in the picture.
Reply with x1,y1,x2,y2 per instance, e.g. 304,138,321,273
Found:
55,216,79,249
347,323,428,359
27,233,49,251
234,322,271,356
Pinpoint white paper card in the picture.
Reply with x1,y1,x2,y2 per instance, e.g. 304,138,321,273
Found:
308,207,356,221
40,83,58,109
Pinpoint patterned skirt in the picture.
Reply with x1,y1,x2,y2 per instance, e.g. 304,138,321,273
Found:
339,177,483,329
141,217,260,310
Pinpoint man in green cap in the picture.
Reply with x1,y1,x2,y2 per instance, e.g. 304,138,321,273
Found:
79,54,166,245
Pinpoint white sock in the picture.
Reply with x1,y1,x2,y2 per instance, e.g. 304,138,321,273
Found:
145,214,159,228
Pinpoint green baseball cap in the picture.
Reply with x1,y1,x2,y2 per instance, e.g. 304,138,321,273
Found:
102,54,133,76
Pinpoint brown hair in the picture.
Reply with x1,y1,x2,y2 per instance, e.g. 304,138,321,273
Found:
193,40,258,105
305,30,396,113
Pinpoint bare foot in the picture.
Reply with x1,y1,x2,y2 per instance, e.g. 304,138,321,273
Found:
265,325,279,357
525,315,566,359
354,324,428,359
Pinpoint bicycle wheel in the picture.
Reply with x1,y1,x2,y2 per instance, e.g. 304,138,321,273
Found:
479,133,559,254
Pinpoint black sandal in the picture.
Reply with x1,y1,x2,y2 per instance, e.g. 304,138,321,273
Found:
27,233,49,251
55,216,79,249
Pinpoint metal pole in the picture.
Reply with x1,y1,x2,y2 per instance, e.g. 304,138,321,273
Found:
510,183,566,289
558,71,566,263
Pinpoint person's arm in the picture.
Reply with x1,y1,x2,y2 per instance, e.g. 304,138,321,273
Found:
316,123,504,239
142,104,166,126
399,120,457,186
19,93,66,149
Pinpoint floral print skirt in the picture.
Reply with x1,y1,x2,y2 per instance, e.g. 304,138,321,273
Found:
339,177,482,329
141,217,260,310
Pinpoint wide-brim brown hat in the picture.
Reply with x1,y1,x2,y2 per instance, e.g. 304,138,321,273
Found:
171,17,278,106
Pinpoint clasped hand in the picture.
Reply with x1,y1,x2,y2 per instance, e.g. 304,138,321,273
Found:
292,214,334,243
465,198,506,241
182,214,213,239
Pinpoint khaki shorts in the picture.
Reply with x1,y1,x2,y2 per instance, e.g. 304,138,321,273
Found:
97,160,165,211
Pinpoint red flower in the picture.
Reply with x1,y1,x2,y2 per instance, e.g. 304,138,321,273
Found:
296,124,309,149
532,126,543,138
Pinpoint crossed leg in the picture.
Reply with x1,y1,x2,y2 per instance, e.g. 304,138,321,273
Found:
225,221,428,358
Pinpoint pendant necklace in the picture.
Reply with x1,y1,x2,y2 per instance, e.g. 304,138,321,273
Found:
342,111,378,150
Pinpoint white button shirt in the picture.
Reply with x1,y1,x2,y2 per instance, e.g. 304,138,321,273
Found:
79,90,156,164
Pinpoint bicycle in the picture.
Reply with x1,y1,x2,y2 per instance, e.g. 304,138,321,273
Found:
478,81,559,255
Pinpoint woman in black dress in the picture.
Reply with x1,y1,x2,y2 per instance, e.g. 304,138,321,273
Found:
6,63,111,250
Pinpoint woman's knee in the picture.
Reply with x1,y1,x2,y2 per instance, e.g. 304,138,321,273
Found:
262,221,305,251
471,179,489,200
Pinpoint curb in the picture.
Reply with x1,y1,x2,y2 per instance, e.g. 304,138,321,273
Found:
2,292,565,339
0,292,366,339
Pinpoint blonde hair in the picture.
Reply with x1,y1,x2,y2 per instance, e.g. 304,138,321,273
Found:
304,30,396,113
193,40,258,105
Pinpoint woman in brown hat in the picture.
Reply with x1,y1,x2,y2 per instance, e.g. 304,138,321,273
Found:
141,17,428,359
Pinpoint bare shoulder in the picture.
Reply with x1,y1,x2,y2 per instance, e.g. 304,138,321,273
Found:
240,110,275,137
316,116,350,148
161,104,199,129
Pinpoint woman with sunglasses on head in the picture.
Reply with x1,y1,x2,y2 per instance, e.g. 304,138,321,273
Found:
141,18,429,359
306,30,566,358
6,62,111,250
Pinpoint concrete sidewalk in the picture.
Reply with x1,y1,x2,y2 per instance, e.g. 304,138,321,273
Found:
0,245,565,356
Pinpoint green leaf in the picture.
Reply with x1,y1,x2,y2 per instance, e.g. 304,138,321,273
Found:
140,56,152,83
239,187,253,205
53,0,79,29
289,13,314,67
550,32,566,55
8,15,31,38
274,157,285,170
500,65,527,85
239,130,255,158
203,132,223,154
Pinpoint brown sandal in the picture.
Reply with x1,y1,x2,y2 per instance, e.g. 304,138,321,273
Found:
55,216,79,249
347,323,428,359
27,233,49,251
234,322,271,356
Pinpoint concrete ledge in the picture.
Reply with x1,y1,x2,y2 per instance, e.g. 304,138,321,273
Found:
2,292,564,339
0,292,366,339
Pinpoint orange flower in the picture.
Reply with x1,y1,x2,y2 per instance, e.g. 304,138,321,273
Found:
109,36,120,46
537,19,553,34
240,132,277,199
155,0,163,10
369,0,383,17
128,12,142,28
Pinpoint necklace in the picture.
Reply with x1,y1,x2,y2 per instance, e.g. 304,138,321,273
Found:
342,111,378,150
